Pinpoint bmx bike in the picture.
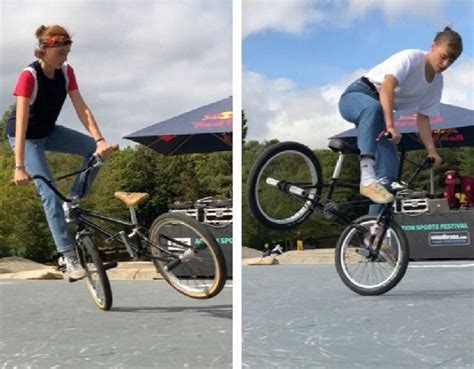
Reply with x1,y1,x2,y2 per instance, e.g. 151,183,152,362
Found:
23,154,227,310
247,139,434,295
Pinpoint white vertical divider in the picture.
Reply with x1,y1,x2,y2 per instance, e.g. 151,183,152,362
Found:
232,0,242,367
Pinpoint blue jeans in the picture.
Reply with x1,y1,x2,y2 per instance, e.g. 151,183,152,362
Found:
339,78,399,215
8,125,99,254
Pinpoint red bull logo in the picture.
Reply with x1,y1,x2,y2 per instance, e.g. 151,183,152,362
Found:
414,128,464,145
158,134,176,142
432,128,464,143
194,111,233,128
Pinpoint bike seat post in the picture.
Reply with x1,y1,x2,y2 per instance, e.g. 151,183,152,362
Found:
331,153,346,180
129,207,139,226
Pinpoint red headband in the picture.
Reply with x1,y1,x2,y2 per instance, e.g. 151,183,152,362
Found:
41,35,72,48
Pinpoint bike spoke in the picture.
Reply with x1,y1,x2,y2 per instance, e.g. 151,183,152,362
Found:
149,214,225,298
254,149,319,225
340,221,402,290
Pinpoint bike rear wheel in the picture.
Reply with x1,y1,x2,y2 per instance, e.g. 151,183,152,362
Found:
77,235,113,310
149,213,227,299
335,215,409,295
247,141,323,229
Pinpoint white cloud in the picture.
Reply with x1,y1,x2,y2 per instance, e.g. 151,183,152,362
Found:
243,0,447,37
0,0,232,147
244,59,474,149
341,0,445,24
442,60,474,109
243,69,362,148
242,0,323,38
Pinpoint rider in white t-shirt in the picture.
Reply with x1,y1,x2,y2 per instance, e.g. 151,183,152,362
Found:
365,49,443,118
339,27,463,204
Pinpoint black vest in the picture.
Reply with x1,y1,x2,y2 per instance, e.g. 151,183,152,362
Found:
7,61,68,139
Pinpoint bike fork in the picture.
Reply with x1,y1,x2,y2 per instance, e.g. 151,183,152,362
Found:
76,230,118,271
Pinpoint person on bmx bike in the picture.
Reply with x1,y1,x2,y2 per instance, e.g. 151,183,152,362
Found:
338,26,463,207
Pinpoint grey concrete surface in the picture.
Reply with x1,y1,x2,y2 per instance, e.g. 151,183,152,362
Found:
243,262,474,369
0,280,232,368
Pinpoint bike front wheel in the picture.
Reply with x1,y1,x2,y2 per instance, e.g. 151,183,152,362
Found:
335,215,409,296
149,213,227,299
77,235,113,310
247,141,323,230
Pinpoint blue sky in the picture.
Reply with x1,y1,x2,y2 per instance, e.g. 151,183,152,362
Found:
245,5,473,88
242,0,474,147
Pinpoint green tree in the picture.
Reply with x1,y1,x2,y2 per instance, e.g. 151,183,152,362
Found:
242,110,248,145
0,112,232,262
242,136,474,251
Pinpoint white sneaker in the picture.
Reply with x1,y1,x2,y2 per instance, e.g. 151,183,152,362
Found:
65,254,86,281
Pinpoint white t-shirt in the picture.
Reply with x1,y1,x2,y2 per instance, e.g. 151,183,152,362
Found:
364,49,443,117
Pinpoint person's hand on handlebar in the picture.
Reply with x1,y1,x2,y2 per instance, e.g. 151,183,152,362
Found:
386,126,402,145
95,140,119,160
427,149,442,169
12,167,33,186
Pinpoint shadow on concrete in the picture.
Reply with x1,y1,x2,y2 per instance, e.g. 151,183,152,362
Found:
110,304,232,319
379,288,474,300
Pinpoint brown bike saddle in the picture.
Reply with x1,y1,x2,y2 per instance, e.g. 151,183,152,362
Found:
114,191,149,207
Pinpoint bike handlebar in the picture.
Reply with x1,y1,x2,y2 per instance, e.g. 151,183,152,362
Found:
12,154,102,202
377,131,393,140
378,130,436,167
32,174,71,202
374,130,436,188
10,145,119,201
420,156,435,170
403,155,435,189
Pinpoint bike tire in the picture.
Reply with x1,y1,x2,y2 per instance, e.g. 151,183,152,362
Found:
77,235,113,310
149,212,227,299
247,141,323,230
335,215,409,296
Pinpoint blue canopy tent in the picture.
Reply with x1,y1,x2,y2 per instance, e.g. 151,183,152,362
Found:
331,103,474,150
124,96,232,155
331,103,474,193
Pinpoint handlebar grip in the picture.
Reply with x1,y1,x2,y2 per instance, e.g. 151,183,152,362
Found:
9,175,34,186
92,144,120,165
376,130,392,141
422,157,436,170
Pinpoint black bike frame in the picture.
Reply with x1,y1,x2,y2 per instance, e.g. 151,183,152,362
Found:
73,208,143,255
72,206,190,264
31,160,190,265
288,176,371,228
277,153,433,232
